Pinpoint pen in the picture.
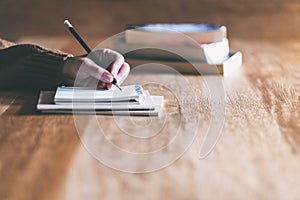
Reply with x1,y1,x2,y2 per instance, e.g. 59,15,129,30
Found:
64,19,122,91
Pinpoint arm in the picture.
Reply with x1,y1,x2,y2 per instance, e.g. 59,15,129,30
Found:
0,38,71,90
0,38,130,90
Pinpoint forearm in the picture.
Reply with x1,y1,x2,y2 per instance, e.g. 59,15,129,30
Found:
0,38,130,90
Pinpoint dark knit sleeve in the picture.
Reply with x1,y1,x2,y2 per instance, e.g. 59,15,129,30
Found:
0,44,72,90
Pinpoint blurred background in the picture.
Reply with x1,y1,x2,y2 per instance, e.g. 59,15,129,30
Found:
0,0,299,51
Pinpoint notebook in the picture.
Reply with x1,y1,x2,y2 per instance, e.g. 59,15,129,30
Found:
37,85,164,116
54,85,144,104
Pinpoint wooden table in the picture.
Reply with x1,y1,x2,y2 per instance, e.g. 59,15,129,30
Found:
1,35,300,200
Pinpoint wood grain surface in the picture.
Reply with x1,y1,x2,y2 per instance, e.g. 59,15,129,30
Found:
1,1,300,200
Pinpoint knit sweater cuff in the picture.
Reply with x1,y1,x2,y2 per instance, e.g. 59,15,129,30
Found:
0,44,72,90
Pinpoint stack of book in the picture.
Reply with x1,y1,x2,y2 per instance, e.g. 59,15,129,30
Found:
37,85,164,116
110,24,242,75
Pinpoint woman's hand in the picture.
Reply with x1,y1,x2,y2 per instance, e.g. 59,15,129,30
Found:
62,49,130,89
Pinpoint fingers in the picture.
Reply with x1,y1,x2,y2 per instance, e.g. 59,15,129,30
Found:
97,82,107,90
110,55,125,76
107,62,130,90
92,49,123,71
117,62,130,80
89,49,127,85
82,58,114,83
62,49,130,89
94,49,130,90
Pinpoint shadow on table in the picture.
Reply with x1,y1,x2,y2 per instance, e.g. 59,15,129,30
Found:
0,90,41,115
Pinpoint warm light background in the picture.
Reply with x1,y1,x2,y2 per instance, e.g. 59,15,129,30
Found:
0,0,299,41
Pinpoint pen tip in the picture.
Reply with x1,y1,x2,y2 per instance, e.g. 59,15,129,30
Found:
116,84,122,91
111,78,122,91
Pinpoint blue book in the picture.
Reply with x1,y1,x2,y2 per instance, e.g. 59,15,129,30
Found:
125,24,226,45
